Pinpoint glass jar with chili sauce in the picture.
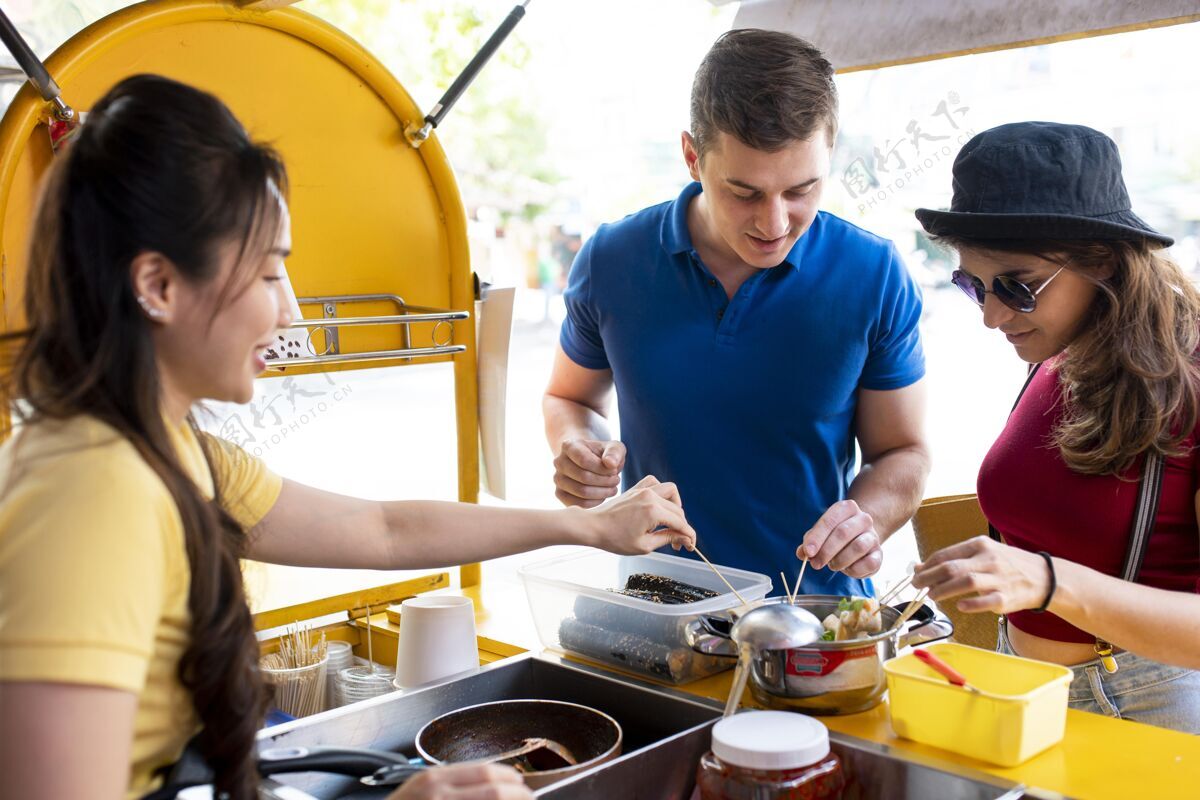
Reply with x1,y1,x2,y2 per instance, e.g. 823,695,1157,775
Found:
693,711,844,800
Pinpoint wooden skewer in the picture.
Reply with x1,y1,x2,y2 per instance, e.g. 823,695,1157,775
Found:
693,546,748,606
889,587,931,632
262,622,327,717
878,573,914,607
779,571,793,603
361,605,376,673
793,558,809,604
878,575,911,606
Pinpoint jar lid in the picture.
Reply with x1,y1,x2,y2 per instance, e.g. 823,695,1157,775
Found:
712,711,830,770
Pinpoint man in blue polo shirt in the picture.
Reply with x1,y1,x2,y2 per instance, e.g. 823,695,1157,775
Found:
543,30,930,597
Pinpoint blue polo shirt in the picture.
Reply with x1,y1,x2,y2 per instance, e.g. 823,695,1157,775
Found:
560,182,924,597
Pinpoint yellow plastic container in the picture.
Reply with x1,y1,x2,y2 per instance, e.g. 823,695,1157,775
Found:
883,642,1072,767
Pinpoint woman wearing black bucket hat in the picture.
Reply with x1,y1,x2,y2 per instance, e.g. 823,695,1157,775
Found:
910,121,1200,733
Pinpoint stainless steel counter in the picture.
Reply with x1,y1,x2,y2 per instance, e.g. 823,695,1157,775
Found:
257,653,1066,799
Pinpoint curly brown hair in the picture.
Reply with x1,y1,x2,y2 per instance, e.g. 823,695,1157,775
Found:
941,236,1200,477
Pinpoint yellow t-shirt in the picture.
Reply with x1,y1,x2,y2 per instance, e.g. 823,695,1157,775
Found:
0,415,282,798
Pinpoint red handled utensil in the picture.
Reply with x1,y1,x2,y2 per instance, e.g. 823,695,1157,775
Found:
914,648,982,694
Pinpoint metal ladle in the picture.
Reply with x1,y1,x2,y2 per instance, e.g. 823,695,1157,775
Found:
361,737,576,788
480,737,577,771
723,602,824,716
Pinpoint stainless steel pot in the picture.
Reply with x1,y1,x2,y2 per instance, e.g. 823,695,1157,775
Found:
689,595,953,715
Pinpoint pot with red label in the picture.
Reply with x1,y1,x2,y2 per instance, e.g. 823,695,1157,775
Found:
689,595,952,715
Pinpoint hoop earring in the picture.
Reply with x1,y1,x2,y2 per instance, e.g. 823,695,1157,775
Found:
137,295,165,320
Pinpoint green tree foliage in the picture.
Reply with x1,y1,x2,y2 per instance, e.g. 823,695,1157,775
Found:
303,0,556,219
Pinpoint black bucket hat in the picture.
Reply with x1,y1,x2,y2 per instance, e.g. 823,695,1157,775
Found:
915,121,1173,249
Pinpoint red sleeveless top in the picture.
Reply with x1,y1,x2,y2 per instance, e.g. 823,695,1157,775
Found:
977,363,1200,643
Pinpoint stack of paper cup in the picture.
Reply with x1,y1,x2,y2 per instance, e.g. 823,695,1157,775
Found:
393,595,480,689
324,641,355,707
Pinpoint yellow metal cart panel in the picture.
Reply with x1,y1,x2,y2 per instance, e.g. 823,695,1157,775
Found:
0,0,481,580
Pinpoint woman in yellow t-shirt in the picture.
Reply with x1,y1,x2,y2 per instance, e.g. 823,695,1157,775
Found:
0,75,696,800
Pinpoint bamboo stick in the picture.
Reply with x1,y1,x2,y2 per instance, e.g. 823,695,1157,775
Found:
878,573,914,607
692,546,747,605
794,558,809,604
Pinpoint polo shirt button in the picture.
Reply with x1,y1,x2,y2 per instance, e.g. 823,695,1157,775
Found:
717,308,725,320
708,278,717,287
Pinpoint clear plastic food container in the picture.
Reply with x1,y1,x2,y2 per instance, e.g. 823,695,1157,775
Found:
517,551,771,684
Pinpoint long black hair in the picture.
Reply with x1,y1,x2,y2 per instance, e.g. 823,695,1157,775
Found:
9,74,288,798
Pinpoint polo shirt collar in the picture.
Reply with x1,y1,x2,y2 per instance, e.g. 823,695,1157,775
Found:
661,181,701,256
660,181,806,270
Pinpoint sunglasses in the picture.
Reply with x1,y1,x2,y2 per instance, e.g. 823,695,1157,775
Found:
950,265,1066,314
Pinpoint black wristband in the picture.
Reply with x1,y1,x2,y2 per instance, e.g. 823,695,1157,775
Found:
1031,551,1057,614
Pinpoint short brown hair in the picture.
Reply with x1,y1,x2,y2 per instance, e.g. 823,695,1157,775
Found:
690,29,838,159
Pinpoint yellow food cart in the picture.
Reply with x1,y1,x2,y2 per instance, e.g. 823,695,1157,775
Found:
1,1,1198,797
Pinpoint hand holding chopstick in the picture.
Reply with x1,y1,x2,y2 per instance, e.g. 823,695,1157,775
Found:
796,498,883,578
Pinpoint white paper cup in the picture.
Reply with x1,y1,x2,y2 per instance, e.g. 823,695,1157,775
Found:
394,595,479,689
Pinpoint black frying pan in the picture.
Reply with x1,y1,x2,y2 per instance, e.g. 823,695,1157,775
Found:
415,699,622,789
144,699,622,798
